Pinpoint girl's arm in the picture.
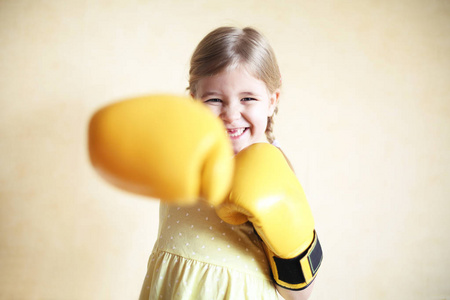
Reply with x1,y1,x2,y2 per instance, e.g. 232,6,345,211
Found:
276,280,315,300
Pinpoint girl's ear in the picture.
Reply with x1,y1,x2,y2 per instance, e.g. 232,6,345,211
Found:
268,89,280,116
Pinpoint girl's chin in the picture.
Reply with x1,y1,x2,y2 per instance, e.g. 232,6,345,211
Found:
232,146,241,154
231,142,245,154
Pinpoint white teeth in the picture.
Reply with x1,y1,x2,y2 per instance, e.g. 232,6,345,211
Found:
227,128,245,137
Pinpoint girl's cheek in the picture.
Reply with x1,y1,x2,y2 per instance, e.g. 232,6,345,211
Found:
204,105,221,117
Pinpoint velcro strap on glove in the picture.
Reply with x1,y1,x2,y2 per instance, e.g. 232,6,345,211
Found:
264,230,323,290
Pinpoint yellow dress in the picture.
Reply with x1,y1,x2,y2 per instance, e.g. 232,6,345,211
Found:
139,201,279,299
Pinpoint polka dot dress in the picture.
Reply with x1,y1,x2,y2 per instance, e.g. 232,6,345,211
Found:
139,202,279,299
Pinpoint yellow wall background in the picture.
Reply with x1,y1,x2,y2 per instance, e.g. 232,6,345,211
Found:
1,0,449,299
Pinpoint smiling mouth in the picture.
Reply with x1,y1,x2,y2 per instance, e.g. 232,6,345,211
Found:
227,128,247,139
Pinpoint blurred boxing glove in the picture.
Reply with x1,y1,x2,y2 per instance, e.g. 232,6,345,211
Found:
88,94,234,206
216,143,322,290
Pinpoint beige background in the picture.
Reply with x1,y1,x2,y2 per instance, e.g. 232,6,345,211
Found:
1,0,449,299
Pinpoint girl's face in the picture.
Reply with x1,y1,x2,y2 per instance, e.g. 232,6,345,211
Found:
195,66,279,154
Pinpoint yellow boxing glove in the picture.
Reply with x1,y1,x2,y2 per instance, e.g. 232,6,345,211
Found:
88,94,234,206
216,143,322,290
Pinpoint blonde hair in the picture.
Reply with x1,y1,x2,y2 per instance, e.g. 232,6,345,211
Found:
188,26,282,144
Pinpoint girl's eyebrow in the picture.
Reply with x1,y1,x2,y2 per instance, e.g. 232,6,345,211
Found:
200,91,221,98
200,91,261,98
239,91,262,97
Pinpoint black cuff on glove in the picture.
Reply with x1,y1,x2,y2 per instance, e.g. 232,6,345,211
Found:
267,230,323,290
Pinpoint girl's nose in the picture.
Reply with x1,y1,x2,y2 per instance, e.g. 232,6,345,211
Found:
221,102,240,123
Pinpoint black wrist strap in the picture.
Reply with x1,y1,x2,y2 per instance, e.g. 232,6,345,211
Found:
264,230,323,290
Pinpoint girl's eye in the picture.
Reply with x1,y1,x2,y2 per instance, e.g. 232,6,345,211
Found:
241,97,257,102
205,98,222,103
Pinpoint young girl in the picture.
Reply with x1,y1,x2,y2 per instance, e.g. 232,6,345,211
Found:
138,27,317,300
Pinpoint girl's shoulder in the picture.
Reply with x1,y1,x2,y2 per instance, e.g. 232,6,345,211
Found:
271,139,281,148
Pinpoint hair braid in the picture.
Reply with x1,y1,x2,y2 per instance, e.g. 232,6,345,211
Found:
265,106,278,144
